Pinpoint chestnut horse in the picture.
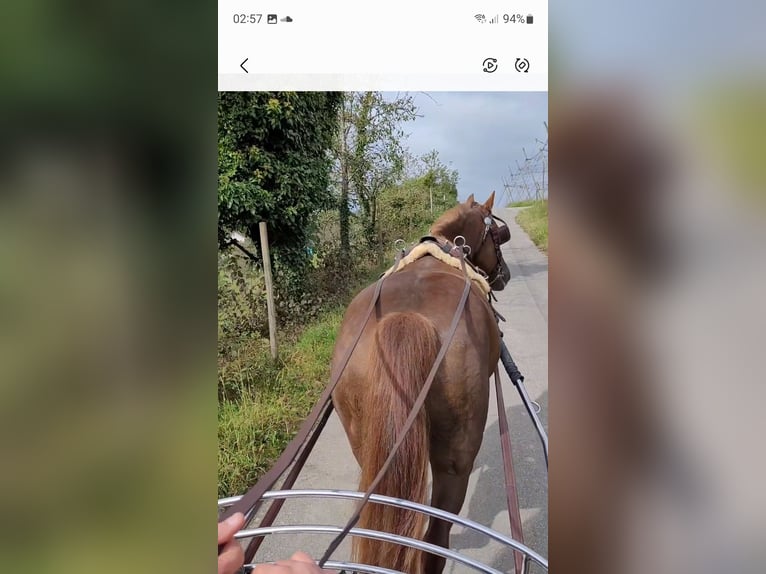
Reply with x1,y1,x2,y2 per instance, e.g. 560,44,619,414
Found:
331,192,512,574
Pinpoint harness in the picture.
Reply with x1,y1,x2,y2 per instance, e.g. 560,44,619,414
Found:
220,212,548,573
382,240,491,294
422,210,512,288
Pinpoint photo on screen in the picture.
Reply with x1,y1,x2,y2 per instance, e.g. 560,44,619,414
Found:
217,90,548,573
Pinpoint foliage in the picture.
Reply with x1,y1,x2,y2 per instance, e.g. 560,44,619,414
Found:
310,210,375,287
333,92,419,255
378,180,454,246
377,150,459,247
217,91,343,264
377,181,433,246
217,246,349,346
217,253,268,348
516,200,549,252
419,149,459,212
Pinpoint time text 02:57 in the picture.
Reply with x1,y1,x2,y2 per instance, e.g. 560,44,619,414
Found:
232,13,263,24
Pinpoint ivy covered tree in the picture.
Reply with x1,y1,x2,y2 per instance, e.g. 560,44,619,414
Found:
217,92,343,264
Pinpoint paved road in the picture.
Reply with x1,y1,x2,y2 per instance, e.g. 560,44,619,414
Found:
255,207,548,572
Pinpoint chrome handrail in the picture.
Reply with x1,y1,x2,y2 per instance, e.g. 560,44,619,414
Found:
246,559,404,574
219,489,548,570
235,524,502,574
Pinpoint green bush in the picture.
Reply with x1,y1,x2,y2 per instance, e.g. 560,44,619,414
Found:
377,176,457,249
218,253,268,349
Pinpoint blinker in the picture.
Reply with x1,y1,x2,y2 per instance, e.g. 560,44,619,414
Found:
497,225,511,244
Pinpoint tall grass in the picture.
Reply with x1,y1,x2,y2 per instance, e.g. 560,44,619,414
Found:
515,200,548,252
218,309,344,498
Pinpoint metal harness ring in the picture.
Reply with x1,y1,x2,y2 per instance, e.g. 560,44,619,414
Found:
452,235,471,257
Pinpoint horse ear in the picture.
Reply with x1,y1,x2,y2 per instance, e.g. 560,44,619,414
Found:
483,191,495,211
464,194,475,205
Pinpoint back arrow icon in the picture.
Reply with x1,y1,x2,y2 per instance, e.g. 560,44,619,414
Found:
240,58,249,73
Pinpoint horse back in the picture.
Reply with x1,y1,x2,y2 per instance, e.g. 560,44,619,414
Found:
332,257,500,429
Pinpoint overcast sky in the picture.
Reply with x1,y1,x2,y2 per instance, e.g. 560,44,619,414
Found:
389,92,548,205
551,0,765,87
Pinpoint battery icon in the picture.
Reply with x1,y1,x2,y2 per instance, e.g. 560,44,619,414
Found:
526,14,534,24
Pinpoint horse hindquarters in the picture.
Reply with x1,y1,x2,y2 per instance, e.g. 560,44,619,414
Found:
353,311,441,574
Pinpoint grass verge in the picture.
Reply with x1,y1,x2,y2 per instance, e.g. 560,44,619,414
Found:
515,200,548,252
218,308,344,497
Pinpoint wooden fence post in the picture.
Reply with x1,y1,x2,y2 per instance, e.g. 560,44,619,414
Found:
259,222,278,360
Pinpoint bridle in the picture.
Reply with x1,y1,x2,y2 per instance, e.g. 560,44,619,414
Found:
426,207,511,289
475,210,511,287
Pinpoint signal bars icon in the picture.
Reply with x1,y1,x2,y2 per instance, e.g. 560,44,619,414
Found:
474,14,499,24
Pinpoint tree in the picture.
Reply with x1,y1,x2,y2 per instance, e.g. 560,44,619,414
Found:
333,92,418,258
333,95,353,258
217,92,342,267
420,149,459,214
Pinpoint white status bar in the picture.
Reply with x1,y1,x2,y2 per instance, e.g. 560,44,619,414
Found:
218,2,547,91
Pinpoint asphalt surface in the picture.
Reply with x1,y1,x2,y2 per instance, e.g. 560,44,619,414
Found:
252,207,548,572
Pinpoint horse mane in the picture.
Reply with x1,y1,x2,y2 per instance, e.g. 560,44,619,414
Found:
430,203,470,238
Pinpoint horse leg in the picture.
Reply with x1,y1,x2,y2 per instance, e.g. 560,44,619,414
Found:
333,381,364,465
335,406,363,464
422,465,472,574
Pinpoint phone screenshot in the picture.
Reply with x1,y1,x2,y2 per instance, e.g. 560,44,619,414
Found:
217,2,548,573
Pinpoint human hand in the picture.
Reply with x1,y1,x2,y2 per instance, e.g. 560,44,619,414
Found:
218,512,246,574
251,551,335,573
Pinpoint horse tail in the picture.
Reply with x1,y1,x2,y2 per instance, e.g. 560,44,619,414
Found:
353,311,440,574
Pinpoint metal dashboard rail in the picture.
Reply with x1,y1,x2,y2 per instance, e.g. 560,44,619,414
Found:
219,489,548,574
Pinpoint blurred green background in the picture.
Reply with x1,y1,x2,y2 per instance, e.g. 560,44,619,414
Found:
0,1,763,573
0,2,216,573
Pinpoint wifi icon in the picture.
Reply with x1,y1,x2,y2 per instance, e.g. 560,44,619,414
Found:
474,14,486,23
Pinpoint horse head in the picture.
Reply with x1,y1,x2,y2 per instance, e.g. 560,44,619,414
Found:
431,191,512,290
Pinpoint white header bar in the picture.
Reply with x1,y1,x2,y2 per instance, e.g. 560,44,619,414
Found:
218,1,547,91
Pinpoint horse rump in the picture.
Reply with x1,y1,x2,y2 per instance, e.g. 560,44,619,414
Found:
354,311,440,574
